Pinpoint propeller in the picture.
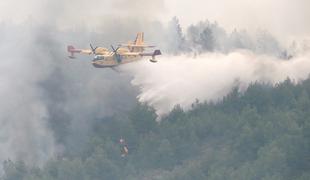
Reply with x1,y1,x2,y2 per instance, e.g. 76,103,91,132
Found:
90,44,98,54
111,45,120,53
111,45,122,63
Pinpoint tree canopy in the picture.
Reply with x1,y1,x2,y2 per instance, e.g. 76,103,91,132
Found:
2,78,310,180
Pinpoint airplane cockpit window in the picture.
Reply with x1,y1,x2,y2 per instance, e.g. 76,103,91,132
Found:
94,55,104,61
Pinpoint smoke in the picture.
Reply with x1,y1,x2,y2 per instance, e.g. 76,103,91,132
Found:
0,21,143,168
0,24,55,166
0,0,167,166
0,0,167,167
0,0,165,30
164,0,310,41
121,50,310,116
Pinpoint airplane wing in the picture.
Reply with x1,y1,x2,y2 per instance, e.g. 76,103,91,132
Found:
67,45,110,58
80,49,92,54
139,49,162,62
119,44,155,48
139,50,162,57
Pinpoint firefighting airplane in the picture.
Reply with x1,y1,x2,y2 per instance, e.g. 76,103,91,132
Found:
67,32,161,68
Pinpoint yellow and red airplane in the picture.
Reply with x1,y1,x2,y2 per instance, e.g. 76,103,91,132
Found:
67,32,161,68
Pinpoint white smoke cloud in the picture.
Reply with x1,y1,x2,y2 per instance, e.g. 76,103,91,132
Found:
0,0,164,167
0,0,165,167
0,22,139,168
122,50,310,116
0,25,55,166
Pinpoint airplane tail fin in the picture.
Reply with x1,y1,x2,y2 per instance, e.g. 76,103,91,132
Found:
67,45,81,58
119,32,156,52
67,45,75,53
134,32,144,45
131,32,145,52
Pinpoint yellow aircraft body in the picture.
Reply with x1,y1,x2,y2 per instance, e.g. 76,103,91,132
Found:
67,32,161,68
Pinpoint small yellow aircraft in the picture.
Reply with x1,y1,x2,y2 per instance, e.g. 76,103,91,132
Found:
67,32,161,68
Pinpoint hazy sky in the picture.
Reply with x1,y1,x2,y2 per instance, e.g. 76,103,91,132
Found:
0,0,309,39
165,0,310,41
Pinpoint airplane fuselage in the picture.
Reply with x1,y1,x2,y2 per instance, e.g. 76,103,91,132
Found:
91,54,142,68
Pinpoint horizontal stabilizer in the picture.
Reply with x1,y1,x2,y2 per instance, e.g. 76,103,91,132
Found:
67,45,82,58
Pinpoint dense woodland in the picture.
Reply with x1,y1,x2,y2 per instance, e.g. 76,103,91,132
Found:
2,78,310,180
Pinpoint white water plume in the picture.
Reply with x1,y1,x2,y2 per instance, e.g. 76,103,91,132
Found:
122,50,310,116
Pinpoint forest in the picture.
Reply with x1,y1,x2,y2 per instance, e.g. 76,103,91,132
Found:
2,77,310,180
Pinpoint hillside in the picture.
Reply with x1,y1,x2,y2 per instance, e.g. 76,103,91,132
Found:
2,78,310,180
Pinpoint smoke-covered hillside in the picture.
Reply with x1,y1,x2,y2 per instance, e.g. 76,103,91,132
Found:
2,78,310,180
1,0,310,179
